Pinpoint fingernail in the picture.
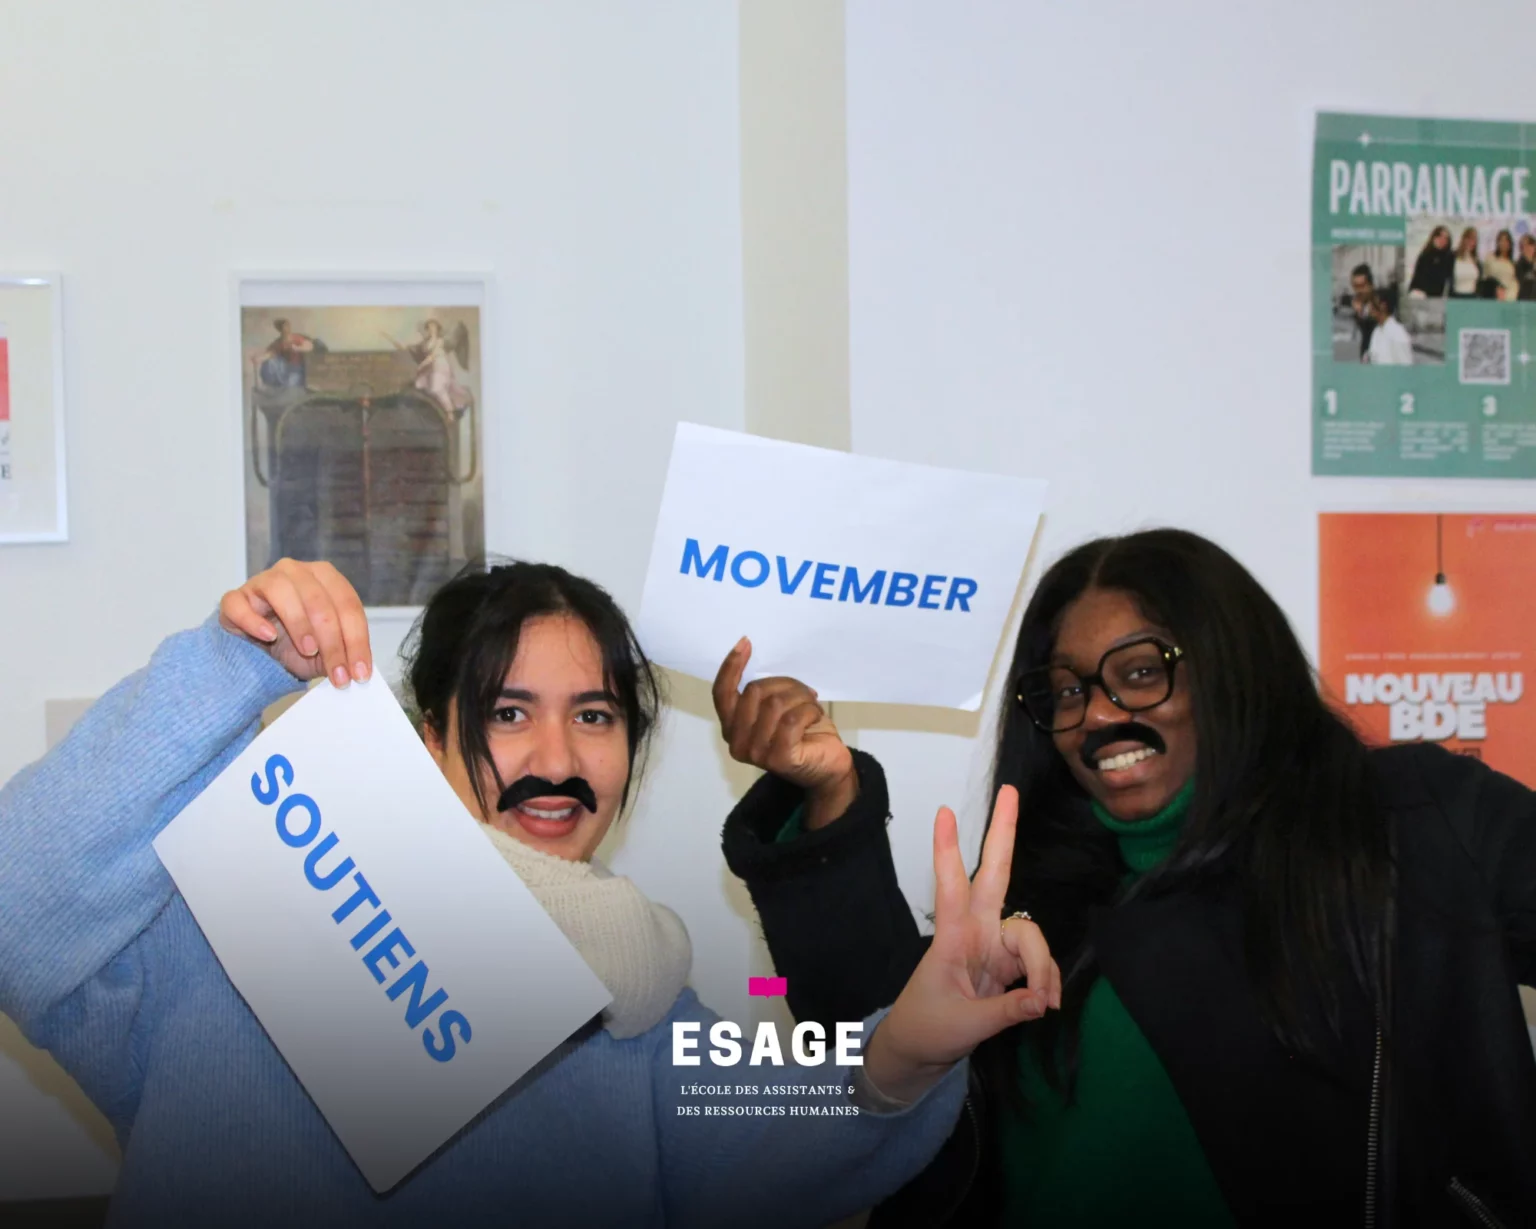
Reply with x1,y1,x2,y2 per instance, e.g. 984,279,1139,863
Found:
353,660,370,681
331,666,349,688
736,636,749,652
302,635,319,656
259,623,278,642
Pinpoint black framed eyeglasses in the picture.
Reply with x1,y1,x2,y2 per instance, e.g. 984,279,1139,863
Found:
1015,637,1184,733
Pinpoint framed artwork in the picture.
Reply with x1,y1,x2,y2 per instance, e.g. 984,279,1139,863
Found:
0,274,68,544
236,276,488,618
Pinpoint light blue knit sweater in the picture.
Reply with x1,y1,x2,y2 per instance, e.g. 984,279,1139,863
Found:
0,619,966,1228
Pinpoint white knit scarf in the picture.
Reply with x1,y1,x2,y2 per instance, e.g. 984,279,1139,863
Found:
479,821,693,1039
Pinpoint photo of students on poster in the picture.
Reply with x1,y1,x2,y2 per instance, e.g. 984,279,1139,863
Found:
1314,113,1536,476
1320,512,1536,788
1331,247,1422,367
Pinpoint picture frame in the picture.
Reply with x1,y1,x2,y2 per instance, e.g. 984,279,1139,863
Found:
233,274,492,638
0,274,68,544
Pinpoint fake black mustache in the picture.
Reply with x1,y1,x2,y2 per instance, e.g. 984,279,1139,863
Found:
496,776,598,815
1079,722,1167,770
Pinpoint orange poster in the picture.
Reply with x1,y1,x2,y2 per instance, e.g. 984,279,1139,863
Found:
1320,513,1536,786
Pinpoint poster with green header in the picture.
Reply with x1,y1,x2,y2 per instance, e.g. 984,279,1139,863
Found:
1313,112,1536,477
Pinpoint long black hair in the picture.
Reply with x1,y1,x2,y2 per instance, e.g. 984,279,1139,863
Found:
980,529,1391,1099
402,559,663,817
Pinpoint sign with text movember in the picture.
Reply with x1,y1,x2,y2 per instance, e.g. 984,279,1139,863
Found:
638,424,1047,710
153,679,610,1192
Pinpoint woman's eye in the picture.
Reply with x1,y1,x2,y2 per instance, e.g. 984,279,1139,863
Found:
575,709,615,726
492,706,527,724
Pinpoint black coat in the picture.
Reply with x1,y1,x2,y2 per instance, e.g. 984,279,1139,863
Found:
1410,247,1455,297
722,744,1536,1228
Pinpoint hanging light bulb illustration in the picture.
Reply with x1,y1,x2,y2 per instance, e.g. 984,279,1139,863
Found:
1427,513,1455,616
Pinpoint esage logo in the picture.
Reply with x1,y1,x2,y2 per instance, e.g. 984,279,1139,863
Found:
680,539,978,612
672,1020,865,1067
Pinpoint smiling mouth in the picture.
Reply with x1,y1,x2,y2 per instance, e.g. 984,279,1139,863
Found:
1095,746,1162,772
517,804,581,821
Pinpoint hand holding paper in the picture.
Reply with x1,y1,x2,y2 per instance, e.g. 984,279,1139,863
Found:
218,558,373,688
154,678,610,1191
713,637,858,830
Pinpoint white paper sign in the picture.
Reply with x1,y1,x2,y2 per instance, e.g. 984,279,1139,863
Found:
637,424,1046,710
154,679,611,1192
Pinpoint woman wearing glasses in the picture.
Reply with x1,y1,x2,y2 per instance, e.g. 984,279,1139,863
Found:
714,528,1536,1228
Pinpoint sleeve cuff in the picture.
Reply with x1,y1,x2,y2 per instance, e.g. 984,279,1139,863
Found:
851,1061,916,1114
196,612,306,713
773,802,807,845
722,748,892,883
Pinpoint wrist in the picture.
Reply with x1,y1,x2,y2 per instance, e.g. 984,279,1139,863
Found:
803,764,858,830
862,1022,951,1105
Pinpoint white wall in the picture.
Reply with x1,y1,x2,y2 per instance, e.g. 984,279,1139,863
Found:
12,0,1536,1206
0,0,750,1201
843,0,1536,914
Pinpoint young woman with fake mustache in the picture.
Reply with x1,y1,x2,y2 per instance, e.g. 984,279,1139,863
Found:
0,558,1048,1228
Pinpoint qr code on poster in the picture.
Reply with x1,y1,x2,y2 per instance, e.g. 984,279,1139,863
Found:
1459,328,1511,385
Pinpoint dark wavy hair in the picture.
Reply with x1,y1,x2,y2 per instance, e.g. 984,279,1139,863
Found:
978,529,1392,1101
402,559,663,817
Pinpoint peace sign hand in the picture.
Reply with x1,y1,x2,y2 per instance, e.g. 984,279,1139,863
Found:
861,786,1060,1103
974,788,1060,1012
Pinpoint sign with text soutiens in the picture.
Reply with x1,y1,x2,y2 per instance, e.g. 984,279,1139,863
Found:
637,424,1046,710
153,679,610,1192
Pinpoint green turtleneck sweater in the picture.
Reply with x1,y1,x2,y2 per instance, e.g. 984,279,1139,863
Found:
998,781,1235,1226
